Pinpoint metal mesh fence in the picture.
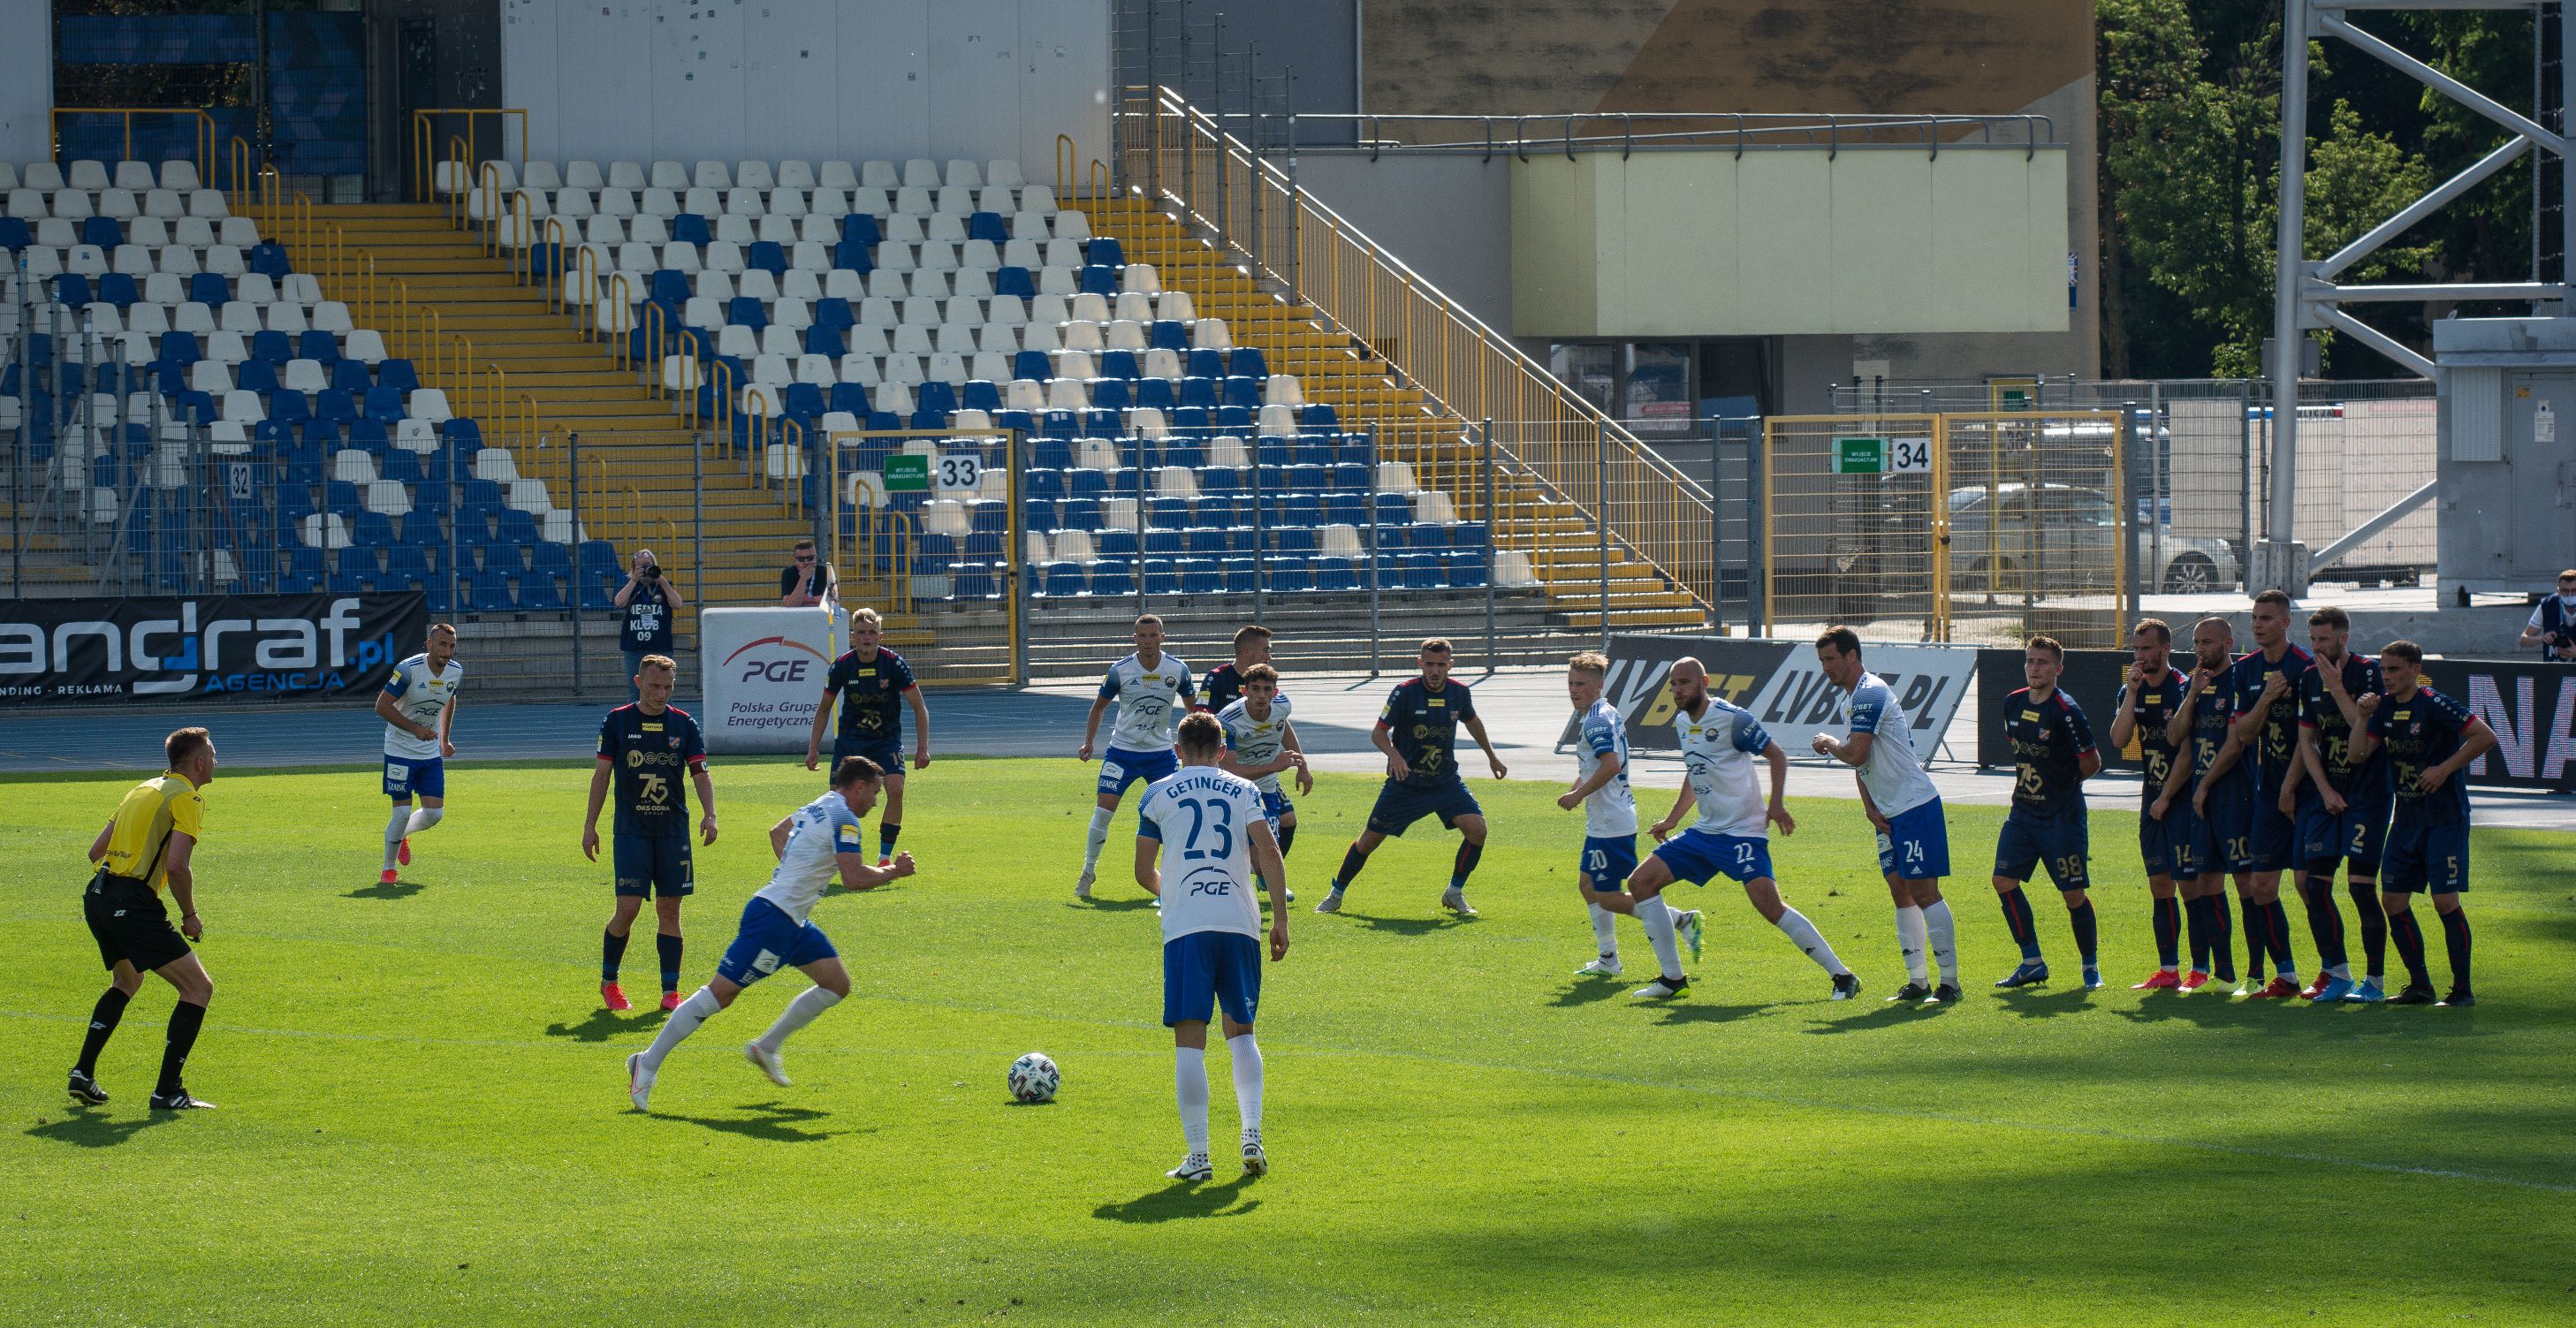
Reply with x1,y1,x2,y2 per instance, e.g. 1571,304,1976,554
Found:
1761,412,2132,649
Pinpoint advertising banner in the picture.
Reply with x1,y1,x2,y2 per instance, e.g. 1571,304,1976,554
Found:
700,606,848,752
1588,634,1976,758
1976,649,2576,790
0,593,424,708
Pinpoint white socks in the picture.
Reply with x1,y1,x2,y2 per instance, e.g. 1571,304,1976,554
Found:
641,986,722,1071
382,806,409,870
1923,899,1960,983
1774,907,1850,976
1586,901,1618,957
1227,1033,1263,1137
756,986,841,1053
1083,806,1113,873
1174,1045,1211,1156
404,806,445,835
1635,895,1685,978
1896,903,1929,983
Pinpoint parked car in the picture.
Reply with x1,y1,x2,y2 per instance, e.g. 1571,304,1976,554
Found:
1944,483,2237,595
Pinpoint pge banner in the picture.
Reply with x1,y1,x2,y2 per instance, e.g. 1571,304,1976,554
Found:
700,605,848,753
1587,634,1976,757
0,593,425,707
1977,649,2576,789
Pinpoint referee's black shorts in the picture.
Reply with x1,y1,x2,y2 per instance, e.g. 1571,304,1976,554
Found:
83,874,190,974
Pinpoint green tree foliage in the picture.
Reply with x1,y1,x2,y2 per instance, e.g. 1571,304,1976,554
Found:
2099,1,2527,378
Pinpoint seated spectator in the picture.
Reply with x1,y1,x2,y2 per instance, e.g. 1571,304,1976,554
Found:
780,538,838,607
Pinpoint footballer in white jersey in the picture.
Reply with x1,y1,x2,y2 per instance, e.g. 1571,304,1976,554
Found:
1133,712,1288,1181
1559,654,1642,976
1217,664,1311,902
1074,615,1198,899
1587,657,1857,1001
627,755,915,1112
371,624,461,884
1811,628,1961,1005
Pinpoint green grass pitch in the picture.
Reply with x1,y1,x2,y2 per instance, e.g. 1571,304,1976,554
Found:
4,757,2572,1326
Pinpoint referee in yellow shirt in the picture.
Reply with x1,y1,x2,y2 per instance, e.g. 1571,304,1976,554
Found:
69,726,221,1110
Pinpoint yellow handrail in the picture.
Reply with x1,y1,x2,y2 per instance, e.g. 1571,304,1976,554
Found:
1056,134,1077,200
49,108,214,184
507,189,531,265
1134,84,1716,615
1090,158,1109,204
604,272,634,353
410,108,529,204
775,417,806,511
569,241,599,327
445,135,470,230
227,135,255,212
479,160,508,256
640,300,668,383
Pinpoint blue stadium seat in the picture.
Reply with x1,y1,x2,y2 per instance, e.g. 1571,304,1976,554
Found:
378,360,422,392
498,508,542,546
1186,349,1227,379
1087,238,1126,268
1374,493,1413,526
672,213,712,245
650,269,690,303
840,214,882,246
803,323,846,356
1221,376,1262,409
399,512,445,548
1095,528,1138,558
248,328,291,362
330,359,372,393
1150,319,1188,351
1447,550,1489,588
1078,264,1118,296
726,296,767,330
351,512,397,548
1024,468,1065,504
747,241,787,275
951,564,999,599
1178,376,1217,409
1088,377,1130,412
382,546,430,588
1311,556,1359,592
994,266,1036,299
1012,349,1051,381
360,384,403,422
1215,406,1254,431
1267,559,1312,594
1410,522,1451,551
1142,527,1182,557
1228,346,1268,379
466,570,514,611
0,217,29,251
1131,376,1175,412
1038,560,1085,597
1195,467,1240,497
1140,559,1179,596
1059,495,1103,529
248,241,290,277
1269,525,1318,556
1220,558,1257,594
1184,527,1230,556
518,573,567,610
812,296,855,330
1302,404,1340,429
285,547,326,584
1177,558,1221,595
828,382,871,416
968,211,1008,244
1169,406,1210,433
833,239,875,271
1329,461,1368,490
97,272,139,307
1087,558,1134,597
190,272,230,306
331,547,377,593
1323,493,1367,527
236,359,281,394
1098,350,1141,381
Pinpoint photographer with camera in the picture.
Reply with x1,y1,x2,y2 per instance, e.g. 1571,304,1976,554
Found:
2517,569,2576,662
614,549,686,702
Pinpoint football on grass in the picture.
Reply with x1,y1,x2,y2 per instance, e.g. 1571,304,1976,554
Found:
1007,1051,1060,1104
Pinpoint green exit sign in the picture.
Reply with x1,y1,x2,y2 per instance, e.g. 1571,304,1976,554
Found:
883,454,929,492
1835,437,1887,474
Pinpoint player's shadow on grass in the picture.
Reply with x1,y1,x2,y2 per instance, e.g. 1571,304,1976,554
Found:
1805,1000,1949,1034
345,877,426,899
544,1008,664,1042
1341,912,1467,936
26,1110,175,1149
1995,988,2093,1020
1546,978,1625,1007
1650,1000,1771,1026
1075,898,1161,913
1093,1175,1260,1223
658,1100,855,1143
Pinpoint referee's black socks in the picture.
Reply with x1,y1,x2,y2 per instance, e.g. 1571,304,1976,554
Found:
75,987,131,1076
157,999,206,1096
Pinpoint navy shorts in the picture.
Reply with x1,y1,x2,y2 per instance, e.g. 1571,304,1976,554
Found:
2249,786,2299,871
2139,799,2197,879
1995,809,2090,889
1881,799,1950,880
613,832,695,899
2190,779,2253,876
1366,779,1482,837
1580,834,1638,894
832,738,904,781
1653,830,1775,886
713,896,839,987
2381,813,2470,894
1098,746,1180,798
2297,794,2390,876
1163,930,1263,1028
383,755,445,800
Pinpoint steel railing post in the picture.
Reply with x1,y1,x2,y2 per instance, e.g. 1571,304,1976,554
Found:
1597,418,1611,650
1368,429,1381,672
445,429,460,623
1249,432,1265,623
692,433,705,694
569,431,583,697
1482,419,1496,662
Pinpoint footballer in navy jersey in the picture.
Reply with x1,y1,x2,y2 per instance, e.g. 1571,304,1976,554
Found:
2216,590,2313,995
2288,606,2387,1001
1316,639,1508,918
2348,641,2494,1005
2171,615,2247,989
1988,637,2104,989
1198,624,1273,715
805,607,931,866
582,654,718,1012
2108,618,2211,990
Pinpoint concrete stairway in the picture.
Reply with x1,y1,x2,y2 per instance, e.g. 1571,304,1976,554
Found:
1083,195,1704,629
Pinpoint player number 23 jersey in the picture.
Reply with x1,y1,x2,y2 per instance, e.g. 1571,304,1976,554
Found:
1137,768,1268,945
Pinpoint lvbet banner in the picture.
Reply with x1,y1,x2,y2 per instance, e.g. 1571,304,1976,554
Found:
1584,634,1975,757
